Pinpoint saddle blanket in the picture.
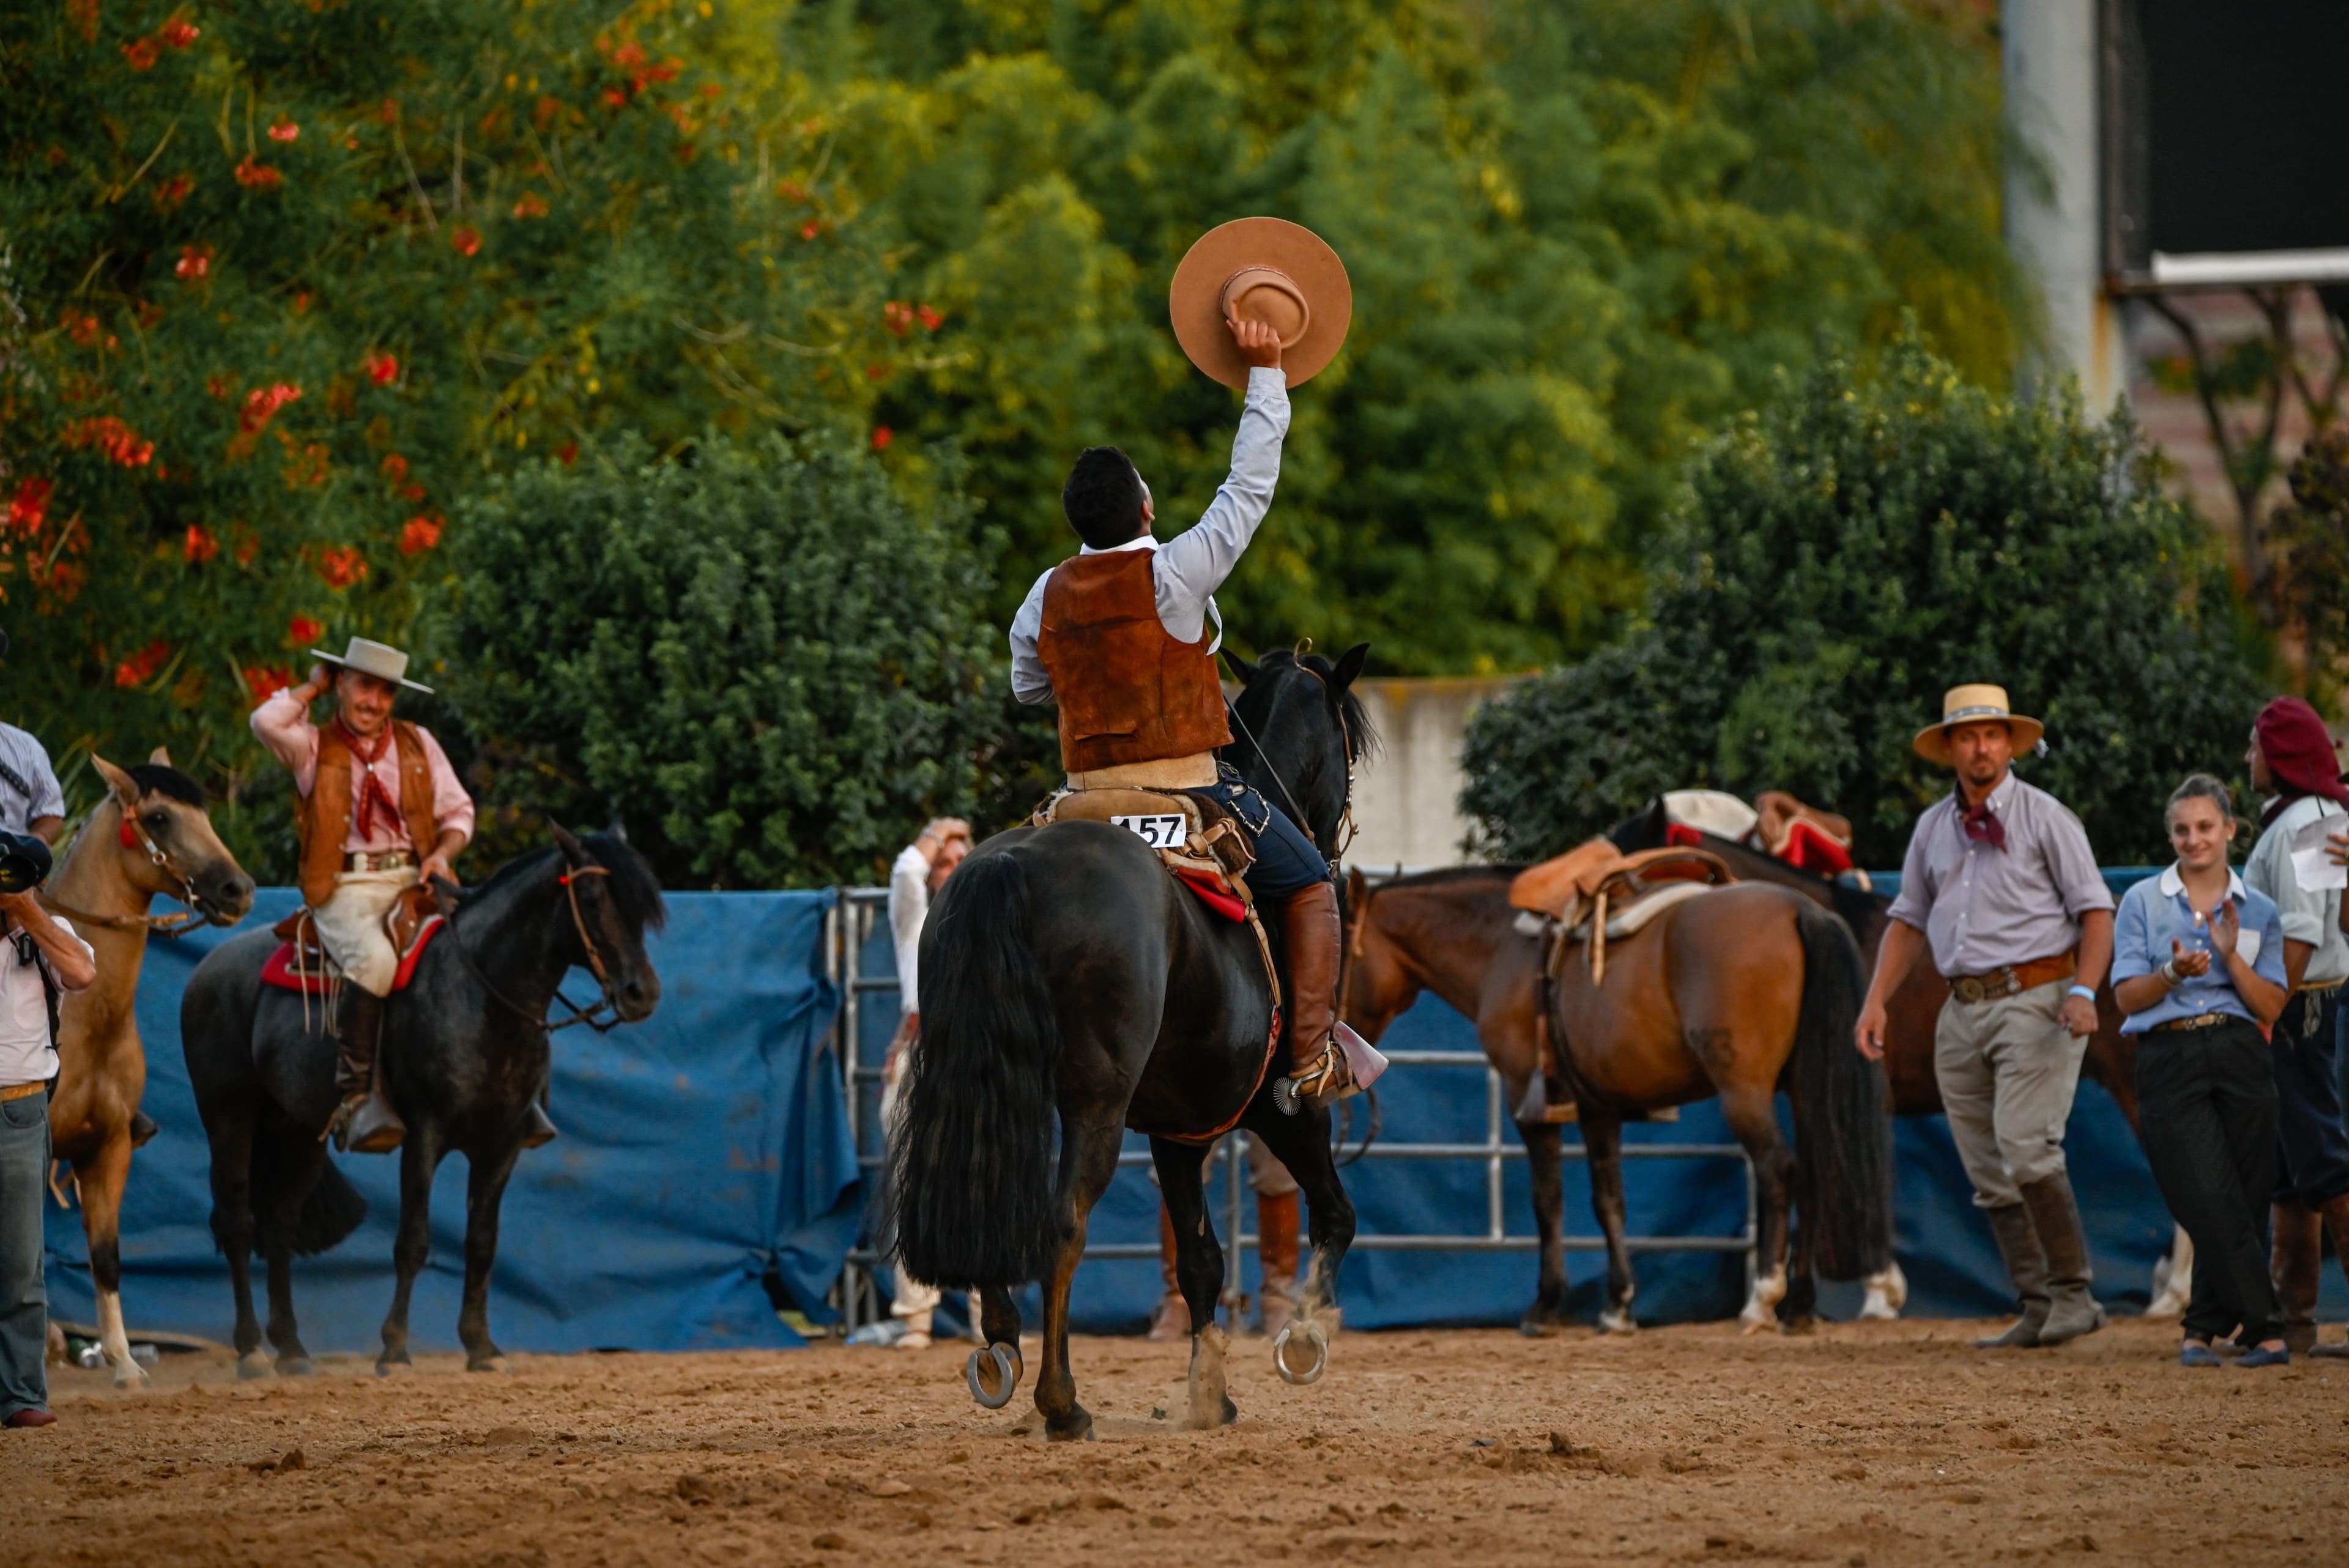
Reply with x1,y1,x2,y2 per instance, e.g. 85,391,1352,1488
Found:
260,916,445,995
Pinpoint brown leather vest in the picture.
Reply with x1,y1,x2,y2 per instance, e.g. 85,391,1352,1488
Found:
1036,549,1231,773
298,719,439,907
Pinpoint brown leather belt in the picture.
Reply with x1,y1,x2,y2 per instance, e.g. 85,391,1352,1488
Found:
1947,951,2077,1006
2153,1012,2233,1033
342,849,415,873
0,1081,45,1103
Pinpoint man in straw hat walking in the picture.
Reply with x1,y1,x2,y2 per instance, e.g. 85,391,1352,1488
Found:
1857,685,2115,1348
1009,216,1357,1105
251,637,475,1153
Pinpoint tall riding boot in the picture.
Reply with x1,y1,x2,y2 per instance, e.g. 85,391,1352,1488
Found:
1278,880,1346,1099
2271,1200,2322,1355
1256,1190,1301,1339
2313,1192,2349,1358
330,988,406,1155
1147,1205,1190,1342
1973,1202,2050,1349
2019,1172,2105,1345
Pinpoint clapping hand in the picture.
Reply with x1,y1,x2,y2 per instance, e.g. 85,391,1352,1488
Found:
2170,935,2213,979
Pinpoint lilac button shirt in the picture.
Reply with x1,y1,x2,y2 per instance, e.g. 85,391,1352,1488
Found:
1885,772,2113,976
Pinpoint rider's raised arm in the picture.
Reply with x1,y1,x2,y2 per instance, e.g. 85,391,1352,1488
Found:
248,682,321,792
1149,366,1291,644
1007,567,1057,705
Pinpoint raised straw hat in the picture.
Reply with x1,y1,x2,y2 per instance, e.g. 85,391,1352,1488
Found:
1169,217,1353,390
1913,683,2043,765
310,635,434,694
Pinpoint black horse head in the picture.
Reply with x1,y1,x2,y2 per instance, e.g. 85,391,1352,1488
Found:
544,820,666,1024
1221,642,1376,859
1607,795,1673,854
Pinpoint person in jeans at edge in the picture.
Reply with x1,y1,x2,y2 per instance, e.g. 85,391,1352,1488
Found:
1007,314,1350,1104
2241,698,2349,1356
852,817,975,1350
1856,685,2115,1350
1,864,98,1430
2112,775,2291,1368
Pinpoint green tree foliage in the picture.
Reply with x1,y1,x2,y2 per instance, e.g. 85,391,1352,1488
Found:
440,433,1000,889
1461,332,2265,869
2269,424,2349,708
0,0,894,858
820,0,2022,674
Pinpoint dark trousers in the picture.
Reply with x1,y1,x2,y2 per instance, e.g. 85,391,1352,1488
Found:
1195,777,1329,899
2134,1017,2284,1346
0,1085,50,1419
2274,987,2349,1205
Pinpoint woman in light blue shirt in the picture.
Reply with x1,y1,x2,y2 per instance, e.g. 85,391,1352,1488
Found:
2111,775,2291,1367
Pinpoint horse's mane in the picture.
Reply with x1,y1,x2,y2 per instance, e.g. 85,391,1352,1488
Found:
1375,863,1526,889
1249,648,1379,765
464,832,668,932
128,764,204,807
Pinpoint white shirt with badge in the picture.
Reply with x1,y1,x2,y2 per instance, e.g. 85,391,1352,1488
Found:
2244,793,2348,988
0,912,92,1088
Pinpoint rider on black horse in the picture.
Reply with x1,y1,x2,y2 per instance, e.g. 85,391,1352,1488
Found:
1005,313,1350,1105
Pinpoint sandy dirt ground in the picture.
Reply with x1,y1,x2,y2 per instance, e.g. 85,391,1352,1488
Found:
15,1315,2349,1566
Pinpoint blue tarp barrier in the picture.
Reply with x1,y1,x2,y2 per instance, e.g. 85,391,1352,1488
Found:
44,888,859,1356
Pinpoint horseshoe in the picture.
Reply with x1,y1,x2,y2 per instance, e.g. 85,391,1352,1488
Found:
966,1342,1021,1409
1271,1320,1328,1386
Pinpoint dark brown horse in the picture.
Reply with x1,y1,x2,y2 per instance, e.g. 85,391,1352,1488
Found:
1343,865,1888,1335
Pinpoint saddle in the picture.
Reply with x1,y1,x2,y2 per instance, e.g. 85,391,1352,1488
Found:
261,884,445,996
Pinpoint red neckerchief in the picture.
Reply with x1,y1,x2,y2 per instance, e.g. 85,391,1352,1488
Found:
333,717,407,843
1958,795,2007,852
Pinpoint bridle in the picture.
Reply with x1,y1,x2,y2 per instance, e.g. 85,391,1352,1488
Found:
1223,643,1359,864
442,859,629,1035
39,800,214,936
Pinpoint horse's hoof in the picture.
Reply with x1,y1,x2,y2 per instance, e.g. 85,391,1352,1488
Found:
1220,1395,1239,1426
966,1344,1020,1410
1856,1300,1900,1322
1738,1315,1778,1336
113,1362,152,1391
376,1356,412,1379
1597,1309,1638,1336
236,1353,275,1382
1044,1414,1096,1443
276,1356,314,1378
466,1355,508,1375
1272,1320,1328,1386
1781,1315,1817,1338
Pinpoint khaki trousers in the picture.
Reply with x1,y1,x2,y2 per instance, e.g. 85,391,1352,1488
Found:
880,1044,946,1325
1933,978,2086,1208
313,866,420,998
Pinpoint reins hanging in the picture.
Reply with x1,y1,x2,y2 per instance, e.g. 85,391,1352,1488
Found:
434,863,626,1035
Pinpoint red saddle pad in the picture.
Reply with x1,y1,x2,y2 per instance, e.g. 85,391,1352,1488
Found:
260,916,446,995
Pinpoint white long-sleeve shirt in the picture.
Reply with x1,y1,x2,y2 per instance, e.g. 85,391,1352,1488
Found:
888,844,930,1016
1008,366,1291,704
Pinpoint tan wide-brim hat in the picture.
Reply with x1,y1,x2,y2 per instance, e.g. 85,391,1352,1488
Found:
1170,217,1353,390
311,635,433,694
1913,683,2043,765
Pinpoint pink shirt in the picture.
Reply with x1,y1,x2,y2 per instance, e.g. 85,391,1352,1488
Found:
250,690,476,854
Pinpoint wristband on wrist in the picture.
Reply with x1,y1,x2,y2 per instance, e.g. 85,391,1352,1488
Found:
2066,984,2096,1002
2157,960,2181,988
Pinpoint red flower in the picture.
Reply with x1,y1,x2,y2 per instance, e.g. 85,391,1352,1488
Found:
870,426,893,451
176,244,212,280
399,515,444,555
267,119,299,143
152,174,193,212
883,301,912,338
242,666,292,703
206,373,238,401
161,17,200,48
315,546,368,589
380,452,410,482
183,524,219,563
123,37,160,70
398,481,426,502
602,87,627,109
451,227,481,257
511,191,548,219
363,351,399,386
775,180,809,203
379,98,400,124
556,440,578,465
239,382,302,433
63,416,155,467
64,310,102,347
917,304,944,332
612,40,646,67
864,363,891,383
799,219,821,240
113,639,170,688
288,615,325,647
291,291,311,315
68,0,98,42
6,477,52,535
233,156,282,190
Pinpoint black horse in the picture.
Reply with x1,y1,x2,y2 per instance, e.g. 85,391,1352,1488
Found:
1222,642,1371,855
182,826,664,1378
894,648,1375,1441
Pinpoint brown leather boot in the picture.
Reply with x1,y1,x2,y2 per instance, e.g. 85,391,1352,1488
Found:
1974,1202,2050,1349
1146,1205,1190,1342
1256,1190,1301,1339
2273,1200,2321,1355
2019,1172,2105,1345
329,989,405,1155
2315,1192,2349,1358
1278,880,1346,1101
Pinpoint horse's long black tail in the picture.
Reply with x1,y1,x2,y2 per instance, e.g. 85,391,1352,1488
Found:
892,850,1061,1291
1789,899,1891,1281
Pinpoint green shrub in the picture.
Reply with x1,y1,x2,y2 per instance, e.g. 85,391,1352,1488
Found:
1462,331,2265,868
441,434,1000,889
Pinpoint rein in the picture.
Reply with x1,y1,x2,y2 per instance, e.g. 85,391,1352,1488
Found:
1223,648,1358,863
438,863,626,1035
39,803,212,937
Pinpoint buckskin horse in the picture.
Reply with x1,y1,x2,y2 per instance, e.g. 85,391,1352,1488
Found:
1344,861,1892,1334
892,650,1373,1441
40,751,255,1386
180,826,662,1378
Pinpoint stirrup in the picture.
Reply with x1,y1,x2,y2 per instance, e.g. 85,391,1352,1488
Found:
1272,1039,1350,1115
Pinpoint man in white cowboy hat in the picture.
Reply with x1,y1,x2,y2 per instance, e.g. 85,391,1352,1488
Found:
1857,684,2116,1349
250,637,475,1153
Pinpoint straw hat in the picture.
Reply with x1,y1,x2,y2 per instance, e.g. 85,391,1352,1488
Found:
1169,217,1353,389
311,635,432,694
1913,684,2042,765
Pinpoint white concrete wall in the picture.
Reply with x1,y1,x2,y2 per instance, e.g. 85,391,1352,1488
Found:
1343,677,1525,871
2004,0,2128,407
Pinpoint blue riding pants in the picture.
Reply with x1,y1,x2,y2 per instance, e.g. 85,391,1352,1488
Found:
1193,779,1329,900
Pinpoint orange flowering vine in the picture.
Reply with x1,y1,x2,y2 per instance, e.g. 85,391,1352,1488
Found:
184,524,220,563
63,417,155,467
176,244,212,280
160,17,199,48
288,614,325,646
315,546,368,589
451,227,481,257
363,351,399,386
399,515,445,555
6,477,52,535
113,639,170,688
268,119,299,143
123,37,160,70
243,666,293,703
233,156,283,190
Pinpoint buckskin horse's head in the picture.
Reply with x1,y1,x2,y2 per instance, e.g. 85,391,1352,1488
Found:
88,749,256,926
548,820,664,1024
1221,642,1376,860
